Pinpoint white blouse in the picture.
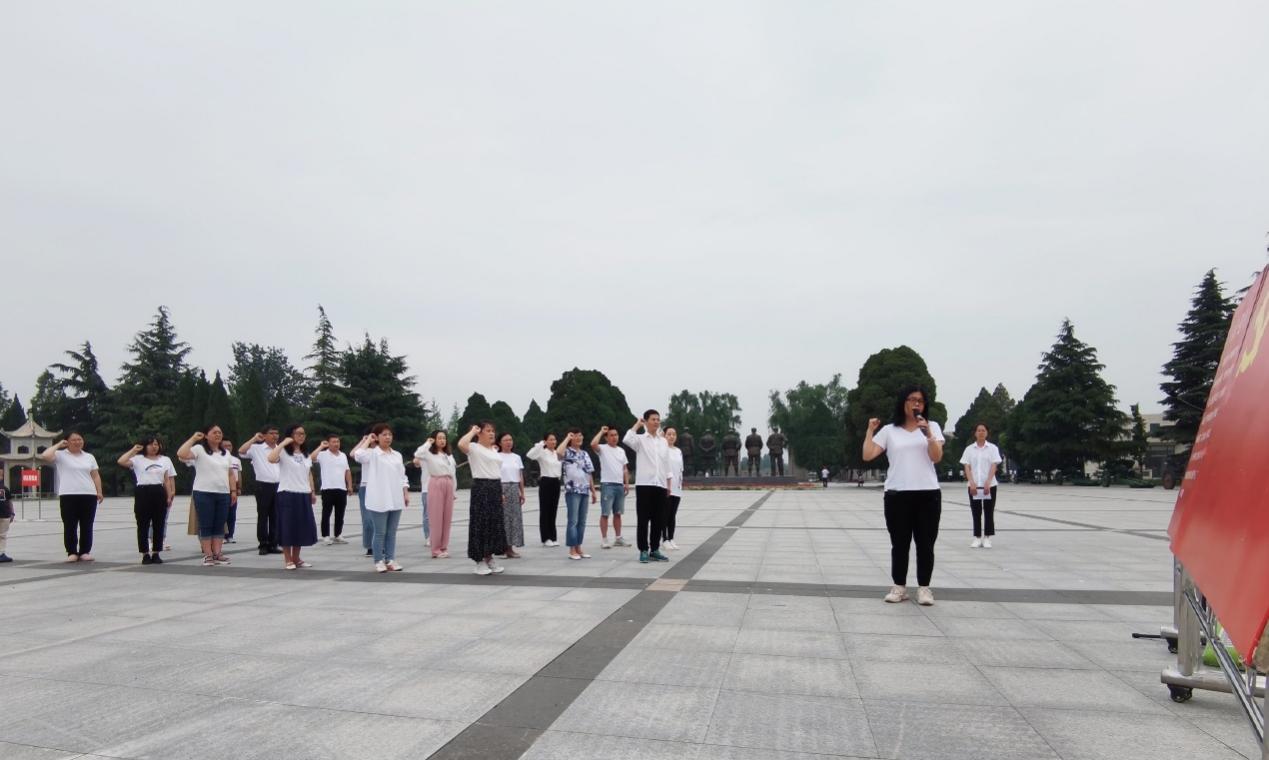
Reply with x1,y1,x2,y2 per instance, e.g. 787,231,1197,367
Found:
418,449,457,478
526,442,563,479
467,444,503,480
353,446,408,512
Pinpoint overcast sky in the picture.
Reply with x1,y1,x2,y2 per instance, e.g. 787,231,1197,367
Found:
3,1,1266,440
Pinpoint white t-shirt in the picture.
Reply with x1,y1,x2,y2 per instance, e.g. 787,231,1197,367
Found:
412,445,433,493
960,441,1003,489
185,446,234,494
821,468,830,479
418,449,457,478
246,442,281,483
597,444,629,484
130,455,177,487
526,442,562,479
53,450,99,496
315,450,350,491
667,447,684,497
872,421,945,492
353,447,407,512
277,450,313,494
467,444,503,480
622,430,669,489
499,452,524,484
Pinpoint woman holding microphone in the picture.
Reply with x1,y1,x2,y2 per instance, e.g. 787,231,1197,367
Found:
862,386,945,606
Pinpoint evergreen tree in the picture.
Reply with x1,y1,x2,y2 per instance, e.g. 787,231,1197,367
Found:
228,343,312,419
46,342,112,439
304,306,360,439
341,335,431,459
949,385,1013,467
665,390,742,438
1009,319,1126,478
543,368,634,442
843,346,948,469
29,370,67,429
769,375,850,474
457,392,495,433
234,370,269,438
1129,404,1149,474
522,400,546,443
1,397,26,431
204,372,237,443
0,383,10,419
489,400,525,451
113,306,191,431
1160,269,1234,466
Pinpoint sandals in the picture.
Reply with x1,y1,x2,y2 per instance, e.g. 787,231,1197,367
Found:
285,562,297,571
66,554,79,563
296,560,313,568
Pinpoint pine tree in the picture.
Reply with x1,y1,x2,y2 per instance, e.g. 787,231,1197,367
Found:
303,306,360,439
204,372,237,444
1,397,26,431
228,343,312,418
1129,403,1149,474
1160,269,1234,466
29,370,67,429
1009,320,1126,478
542,369,634,444
108,307,192,461
46,342,112,439
341,335,431,458
490,400,525,451
522,400,546,443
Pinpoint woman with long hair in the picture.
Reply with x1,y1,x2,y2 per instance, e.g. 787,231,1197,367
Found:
178,425,238,567
268,424,320,570
497,432,525,558
414,430,456,558
117,436,176,565
863,386,945,606
526,432,562,547
664,427,684,550
352,423,409,573
458,422,507,575
41,432,105,562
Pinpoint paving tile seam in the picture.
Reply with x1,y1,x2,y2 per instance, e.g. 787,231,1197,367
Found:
426,492,775,760
522,727,876,759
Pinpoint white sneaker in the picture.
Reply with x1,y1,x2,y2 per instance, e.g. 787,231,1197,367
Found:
917,587,935,606
332,536,347,544
667,540,679,550
474,563,493,576
488,561,505,574
386,560,403,571
983,537,993,549
544,540,558,547
614,536,628,547
323,536,334,546
970,537,982,548
884,585,908,603
374,561,387,573
601,539,613,549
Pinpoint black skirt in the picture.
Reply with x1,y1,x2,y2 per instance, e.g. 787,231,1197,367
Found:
468,478,507,562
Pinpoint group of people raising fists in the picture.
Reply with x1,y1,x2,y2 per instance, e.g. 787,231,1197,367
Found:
22,408,689,577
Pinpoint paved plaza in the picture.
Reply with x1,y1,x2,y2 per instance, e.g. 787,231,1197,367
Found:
0,485,1259,759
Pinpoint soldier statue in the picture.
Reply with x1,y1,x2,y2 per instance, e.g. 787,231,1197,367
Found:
721,429,742,477
745,427,764,476
697,431,718,476
678,428,695,478
766,427,787,477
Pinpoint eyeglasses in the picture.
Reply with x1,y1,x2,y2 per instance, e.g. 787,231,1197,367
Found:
906,396,924,403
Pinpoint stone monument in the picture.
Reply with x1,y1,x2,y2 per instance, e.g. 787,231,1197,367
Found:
678,428,695,478
696,431,717,476
721,429,741,477
766,428,787,477
745,427,764,476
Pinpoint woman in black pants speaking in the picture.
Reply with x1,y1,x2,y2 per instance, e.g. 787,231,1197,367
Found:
863,386,945,606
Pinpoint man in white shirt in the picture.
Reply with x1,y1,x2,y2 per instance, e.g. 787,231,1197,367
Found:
622,410,672,563
240,426,283,555
315,434,354,545
590,426,630,549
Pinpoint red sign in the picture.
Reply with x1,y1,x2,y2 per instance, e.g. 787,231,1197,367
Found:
20,469,39,487
1169,264,1269,657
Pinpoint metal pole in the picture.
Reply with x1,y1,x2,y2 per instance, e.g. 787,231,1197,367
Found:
1177,566,1201,677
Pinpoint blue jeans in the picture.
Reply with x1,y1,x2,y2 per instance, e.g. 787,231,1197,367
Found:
600,483,625,516
420,492,430,539
369,509,402,563
358,485,371,550
193,491,231,539
565,491,588,548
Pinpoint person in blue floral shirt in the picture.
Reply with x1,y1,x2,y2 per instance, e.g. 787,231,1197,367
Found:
558,427,598,560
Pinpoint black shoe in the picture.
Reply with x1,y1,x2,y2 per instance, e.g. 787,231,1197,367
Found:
259,547,270,555
364,549,373,557
141,554,153,565
268,546,284,554
151,554,164,565
0,553,12,563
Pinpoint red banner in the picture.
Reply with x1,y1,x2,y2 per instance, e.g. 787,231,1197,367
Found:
20,469,39,487
1169,265,1269,657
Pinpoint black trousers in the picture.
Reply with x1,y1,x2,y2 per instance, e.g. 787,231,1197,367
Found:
970,486,998,537
134,484,167,554
538,477,560,543
256,482,279,548
664,495,681,540
60,494,98,556
320,489,348,537
635,485,667,552
883,489,941,587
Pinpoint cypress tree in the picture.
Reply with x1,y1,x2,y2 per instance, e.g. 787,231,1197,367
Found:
1160,269,1234,466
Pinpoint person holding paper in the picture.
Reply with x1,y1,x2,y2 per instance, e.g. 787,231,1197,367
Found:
959,423,1003,548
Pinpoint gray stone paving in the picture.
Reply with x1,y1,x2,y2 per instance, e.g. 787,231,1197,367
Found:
0,485,1261,759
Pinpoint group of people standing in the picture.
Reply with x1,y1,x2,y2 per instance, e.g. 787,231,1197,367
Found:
21,410,692,576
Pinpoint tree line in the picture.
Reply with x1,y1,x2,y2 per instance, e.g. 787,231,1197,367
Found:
0,269,1234,490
